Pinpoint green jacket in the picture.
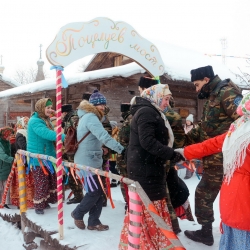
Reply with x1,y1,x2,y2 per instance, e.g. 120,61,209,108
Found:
185,75,242,167
0,138,13,181
116,111,132,171
165,109,185,149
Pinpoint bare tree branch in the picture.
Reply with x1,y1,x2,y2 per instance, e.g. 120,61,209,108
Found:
14,67,48,84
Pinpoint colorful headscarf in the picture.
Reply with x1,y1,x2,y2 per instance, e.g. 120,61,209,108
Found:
35,98,54,131
0,127,14,141
16,117,29,138
222,91,250,183
16,117,29,130
141,84,174,147
141,83,172,108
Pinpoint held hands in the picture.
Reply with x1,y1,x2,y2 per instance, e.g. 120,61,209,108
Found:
174,148,185,159
170,149,185,164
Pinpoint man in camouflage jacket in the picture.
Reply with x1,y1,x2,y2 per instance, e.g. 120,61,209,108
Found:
62,104,84,204
184,65,242,246
165,96,185,149
116,104,132,207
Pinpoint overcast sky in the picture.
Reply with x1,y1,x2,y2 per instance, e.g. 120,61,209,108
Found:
1,0,250,78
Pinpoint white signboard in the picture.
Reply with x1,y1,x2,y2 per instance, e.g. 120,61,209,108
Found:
46,17,165,77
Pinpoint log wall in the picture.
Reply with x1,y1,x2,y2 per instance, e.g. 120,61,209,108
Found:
3,76,201,126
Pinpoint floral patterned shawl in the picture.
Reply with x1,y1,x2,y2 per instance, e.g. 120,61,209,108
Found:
222,92,250,183
0,127,14,141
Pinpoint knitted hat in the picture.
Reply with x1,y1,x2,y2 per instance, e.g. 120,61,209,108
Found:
89,89,107,106
120,103,131,112
138,77,158,88
190,65,214,82
186,114,194,123
62,104,73,113
82,92,92,101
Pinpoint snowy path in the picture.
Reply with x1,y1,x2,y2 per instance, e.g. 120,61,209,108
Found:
0,169,221,250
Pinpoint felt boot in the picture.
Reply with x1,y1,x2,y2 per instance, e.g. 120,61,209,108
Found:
184,223,214,246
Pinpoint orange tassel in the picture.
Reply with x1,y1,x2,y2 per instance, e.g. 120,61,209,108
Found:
105,172,115,209
37,157,49,175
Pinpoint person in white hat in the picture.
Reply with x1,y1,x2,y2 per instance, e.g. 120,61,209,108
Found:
184,114,194,134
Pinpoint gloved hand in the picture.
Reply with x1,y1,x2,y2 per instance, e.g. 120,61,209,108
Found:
174,148,185,159
170,151,185,164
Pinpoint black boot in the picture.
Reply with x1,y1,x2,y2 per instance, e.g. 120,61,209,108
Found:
184,223,214,246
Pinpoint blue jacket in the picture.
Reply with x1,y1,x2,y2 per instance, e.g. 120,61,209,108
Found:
27,112,65,166
74,101,123,171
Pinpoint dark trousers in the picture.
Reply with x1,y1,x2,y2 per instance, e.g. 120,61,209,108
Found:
109,161,119,183
195,165,223,225
73,175,104,226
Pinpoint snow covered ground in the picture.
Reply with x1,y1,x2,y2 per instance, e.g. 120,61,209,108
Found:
0,169,221,250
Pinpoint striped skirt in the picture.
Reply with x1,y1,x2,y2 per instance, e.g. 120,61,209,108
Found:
119,199,175,250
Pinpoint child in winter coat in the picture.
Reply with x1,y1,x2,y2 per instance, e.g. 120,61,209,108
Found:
176,91,250,249
0,127,14,208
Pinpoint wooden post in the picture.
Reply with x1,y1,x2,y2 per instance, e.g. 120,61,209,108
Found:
16,154,27,213
55,69,64,240
30,99,35,114
64,88,68,104
5,100,9,126
127,186,142,250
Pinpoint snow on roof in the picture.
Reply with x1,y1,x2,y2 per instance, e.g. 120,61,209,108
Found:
0,40,246,99
0,63,144,98
0,73,21,87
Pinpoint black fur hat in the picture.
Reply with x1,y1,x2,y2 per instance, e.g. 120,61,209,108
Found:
138,77,158,88
61,104,73,113
120,103,131,112
190,65,214,82
82,92,92,101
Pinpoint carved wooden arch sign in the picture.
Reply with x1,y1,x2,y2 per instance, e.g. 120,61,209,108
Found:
46,17,165,77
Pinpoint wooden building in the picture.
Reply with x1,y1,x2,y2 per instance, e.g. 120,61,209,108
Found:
0,72,30,127
0,41,246,126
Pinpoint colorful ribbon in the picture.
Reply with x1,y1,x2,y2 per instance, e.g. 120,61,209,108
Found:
50,66,68,88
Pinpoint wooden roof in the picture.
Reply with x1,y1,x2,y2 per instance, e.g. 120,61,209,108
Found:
84,52,133,72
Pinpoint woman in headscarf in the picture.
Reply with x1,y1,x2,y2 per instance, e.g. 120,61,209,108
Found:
11,117,34,208
27,98,65,214
176,92,250,249
0,127,14,208
119,84,184,250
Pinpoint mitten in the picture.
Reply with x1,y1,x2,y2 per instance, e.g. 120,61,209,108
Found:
174,148,185,159
170,151,185,164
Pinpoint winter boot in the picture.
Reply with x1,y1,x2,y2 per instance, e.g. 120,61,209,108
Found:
184,169,193,179
184,223,214,246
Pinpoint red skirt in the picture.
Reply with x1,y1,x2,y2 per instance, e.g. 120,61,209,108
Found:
10,166,34,208
119,199,175,250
